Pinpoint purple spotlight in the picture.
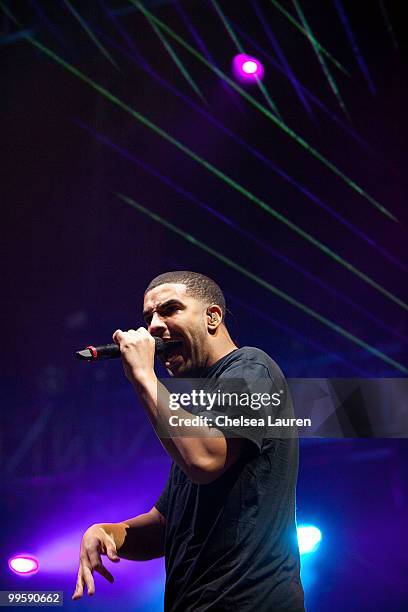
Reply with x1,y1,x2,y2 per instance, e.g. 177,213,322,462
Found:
9,555,39,575
242,60,258,74
232,53,264,83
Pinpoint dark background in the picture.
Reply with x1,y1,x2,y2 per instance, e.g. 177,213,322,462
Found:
1,1,407,610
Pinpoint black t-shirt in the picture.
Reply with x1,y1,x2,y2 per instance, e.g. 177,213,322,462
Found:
155,347,305,612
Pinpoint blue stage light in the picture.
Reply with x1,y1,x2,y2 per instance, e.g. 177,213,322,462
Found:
297,525,322,555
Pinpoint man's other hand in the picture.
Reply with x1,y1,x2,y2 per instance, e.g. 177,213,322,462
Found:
72,524,120,600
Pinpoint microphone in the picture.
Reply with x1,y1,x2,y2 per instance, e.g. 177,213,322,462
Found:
75,337,180,361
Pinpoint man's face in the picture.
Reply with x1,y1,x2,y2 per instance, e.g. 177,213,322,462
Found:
143,283,210,376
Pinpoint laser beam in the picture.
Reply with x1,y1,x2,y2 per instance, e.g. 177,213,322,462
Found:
77,118,408,345
77,14,406,271
209,0,281,118
116,193,408,375
62,0,119,69
2,6,405,311
251,0,312,116
292,0,349,118
131,1,397,222
269,0,349,75
143,7,206,103
334,0,375,94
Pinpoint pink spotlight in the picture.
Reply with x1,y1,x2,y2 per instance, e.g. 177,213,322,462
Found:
9,555,39,575
232,54,264,83
242,60,258,74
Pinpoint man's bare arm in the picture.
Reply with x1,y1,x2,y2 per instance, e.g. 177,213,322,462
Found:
138,377,247,485
112,328,248,485
117,506,166,560
72,506,165,600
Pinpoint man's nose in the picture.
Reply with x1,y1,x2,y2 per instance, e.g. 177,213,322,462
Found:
148,312,167,336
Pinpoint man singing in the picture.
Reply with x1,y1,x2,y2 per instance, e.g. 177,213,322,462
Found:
72,271,305,611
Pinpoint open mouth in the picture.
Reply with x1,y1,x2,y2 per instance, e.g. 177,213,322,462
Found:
164,342,185,372
166,345,181,359
160,339,183,364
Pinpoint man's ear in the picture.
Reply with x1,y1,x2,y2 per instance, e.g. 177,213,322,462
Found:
206,305,223,332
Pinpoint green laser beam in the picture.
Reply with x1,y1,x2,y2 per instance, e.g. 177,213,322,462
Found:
2,2,405,367
62,0,119,70
210,0,242,51
269,0,349,76
1,4,405,311
7,32,408,310
143,8,206,104
117,192,408,375
209,0,281,118
131,1,397,222
293,0,349,119
378,0,399,51
0,2,394,222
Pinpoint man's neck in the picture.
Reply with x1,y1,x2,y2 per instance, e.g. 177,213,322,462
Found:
205,336,238,369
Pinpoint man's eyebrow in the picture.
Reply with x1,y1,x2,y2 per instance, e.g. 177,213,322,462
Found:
143,299,185,319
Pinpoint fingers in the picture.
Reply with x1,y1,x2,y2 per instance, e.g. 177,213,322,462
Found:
103,530,120,562
106,547,120,562
72,561,95,600
112,329,123,344
83,565,96,595
86,535,118,582
112,327,150,343
72,557,115,600
112,328,135,344
93,562,115,584
72,535,117,601
72,568,84,600
86,540,104,573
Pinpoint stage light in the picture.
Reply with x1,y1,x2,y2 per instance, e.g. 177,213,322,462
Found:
297,525,322,555
8,555,39,575
242,60,258,74
232,54,264,82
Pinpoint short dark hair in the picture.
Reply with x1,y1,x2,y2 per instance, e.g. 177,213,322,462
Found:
145,271,226,321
